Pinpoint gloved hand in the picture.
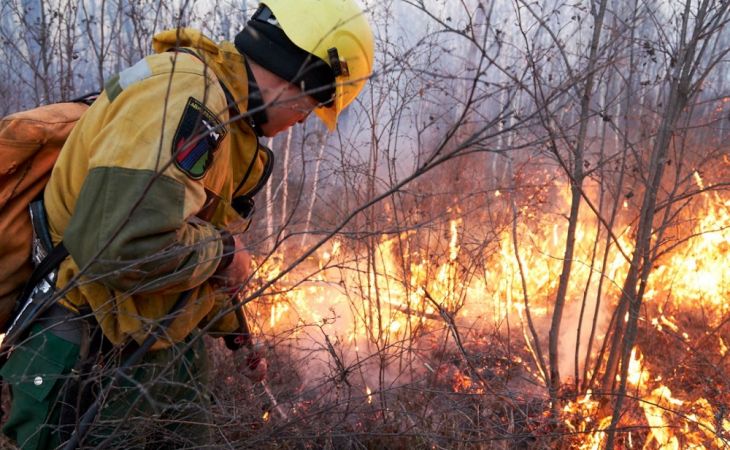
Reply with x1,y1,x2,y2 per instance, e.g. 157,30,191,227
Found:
237,342,268,383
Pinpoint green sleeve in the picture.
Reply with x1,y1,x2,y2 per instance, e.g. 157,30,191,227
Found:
63,166,224,294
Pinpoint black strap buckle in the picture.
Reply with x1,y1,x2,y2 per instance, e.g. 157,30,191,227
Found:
231,196,255,220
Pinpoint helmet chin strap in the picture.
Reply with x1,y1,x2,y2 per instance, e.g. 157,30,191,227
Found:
243,56,268,137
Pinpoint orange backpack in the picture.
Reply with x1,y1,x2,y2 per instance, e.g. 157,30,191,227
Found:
0,101,90,330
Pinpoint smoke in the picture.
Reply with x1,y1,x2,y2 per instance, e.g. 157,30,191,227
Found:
556,281,612,382
251,246,424,396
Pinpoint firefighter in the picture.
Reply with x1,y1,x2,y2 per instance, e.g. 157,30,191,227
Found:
0,1,374,448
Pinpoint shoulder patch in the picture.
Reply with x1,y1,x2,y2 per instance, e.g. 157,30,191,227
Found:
172,97,228,179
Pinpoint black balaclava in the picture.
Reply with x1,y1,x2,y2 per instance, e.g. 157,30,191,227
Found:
234,5,336,114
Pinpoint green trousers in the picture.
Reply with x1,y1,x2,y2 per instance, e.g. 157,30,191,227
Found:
1,324,212,449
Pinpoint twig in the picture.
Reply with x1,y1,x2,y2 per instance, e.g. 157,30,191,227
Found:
423,289,517,408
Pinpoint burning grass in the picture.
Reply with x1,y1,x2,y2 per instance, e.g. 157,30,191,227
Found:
207,174,730,448
207,308,730,448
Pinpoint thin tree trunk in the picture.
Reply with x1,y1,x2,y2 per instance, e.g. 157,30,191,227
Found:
605,2,710,447
280,128,293,232
302,136,326,248
547,0,608,409
589,0,640,393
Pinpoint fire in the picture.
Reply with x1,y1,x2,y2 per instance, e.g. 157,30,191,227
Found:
569,346,730,449
256,219,471,346
451,371,485,395
636,380,730,449
249,175,729,447
645,190,730,321
626,347,649,387
642,386,682,450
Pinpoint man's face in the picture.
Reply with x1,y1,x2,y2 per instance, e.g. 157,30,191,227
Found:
259,82,319,137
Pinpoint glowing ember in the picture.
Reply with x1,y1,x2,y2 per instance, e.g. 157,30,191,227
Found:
451,371,485,395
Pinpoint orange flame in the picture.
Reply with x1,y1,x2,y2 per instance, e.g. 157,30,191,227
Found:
251,176,729,447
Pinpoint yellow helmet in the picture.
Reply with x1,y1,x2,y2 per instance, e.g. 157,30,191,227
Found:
259,0,374,131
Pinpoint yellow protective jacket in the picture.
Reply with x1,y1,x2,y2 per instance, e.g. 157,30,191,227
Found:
45,29,272,349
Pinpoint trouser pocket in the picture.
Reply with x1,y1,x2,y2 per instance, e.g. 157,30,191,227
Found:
0,324,79,450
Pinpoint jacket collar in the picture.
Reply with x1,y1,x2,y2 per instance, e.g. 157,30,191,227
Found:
151,29,250,116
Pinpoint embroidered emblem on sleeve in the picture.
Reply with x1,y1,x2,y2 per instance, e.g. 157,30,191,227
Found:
172,97,228,179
